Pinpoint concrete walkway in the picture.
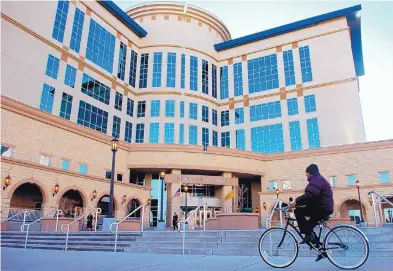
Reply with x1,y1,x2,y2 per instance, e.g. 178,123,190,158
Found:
2,248,393,271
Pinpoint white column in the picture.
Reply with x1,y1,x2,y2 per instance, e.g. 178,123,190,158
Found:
242,60,248,95
292,48,302,85
281,100,291,152
124,45,131,85
228,64,234,98
276,51,286,89
79,11,90,57
244,108,251,151
112,39,121,79
147,51,154,89
161,51,168,88
298,97,309,150
63,4,75,48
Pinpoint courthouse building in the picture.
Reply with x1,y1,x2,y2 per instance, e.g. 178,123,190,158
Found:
1,1,392,228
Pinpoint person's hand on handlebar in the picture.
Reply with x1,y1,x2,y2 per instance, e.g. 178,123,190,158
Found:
289,199,296,208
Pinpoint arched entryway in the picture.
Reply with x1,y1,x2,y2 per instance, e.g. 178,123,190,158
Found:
59,190,84,218
127,198,141,218
10,183,43,210
97,195,116,216
340,199,367,224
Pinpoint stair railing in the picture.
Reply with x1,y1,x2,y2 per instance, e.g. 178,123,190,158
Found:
265,198,282,228
109,205,145,252
1,210,30,225
368,191,393,227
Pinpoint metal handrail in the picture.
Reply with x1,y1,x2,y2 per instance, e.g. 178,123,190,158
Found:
265,198,282,228
110,205,145,252
61,208,101,251
21,209,60,249
178,202,207,255
368,191,393,227
1,210,30,224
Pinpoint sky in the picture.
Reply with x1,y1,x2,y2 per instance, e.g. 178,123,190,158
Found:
115,0,393,142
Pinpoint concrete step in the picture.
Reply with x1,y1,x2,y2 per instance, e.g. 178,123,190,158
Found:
125,247,213,255
1,231,141,236
131,242,219,249
136,236,222,242
1,243,125,252
3,239,131,247
0,235,136,242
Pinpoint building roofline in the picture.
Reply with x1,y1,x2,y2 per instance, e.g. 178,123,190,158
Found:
214,4,365,77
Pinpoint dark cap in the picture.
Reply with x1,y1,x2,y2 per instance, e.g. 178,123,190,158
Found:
306,164,319,175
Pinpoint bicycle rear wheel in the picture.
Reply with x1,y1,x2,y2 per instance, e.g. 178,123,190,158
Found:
323,225,369,270
258,227,299,268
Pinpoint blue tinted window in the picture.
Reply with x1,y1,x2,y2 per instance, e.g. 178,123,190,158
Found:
202,60,209,94
235,108,244,124
167,53,176,88
202,105,209,123
180,101,185,118
236,129,245,150
114,92,123,111
289,121,302,151
136,123,145,143
189,125,198,145
220,66,229,99
179,124,184,144
126,98,134,117
234,63,243,97
81,73,110,105
212,109,217,126
221,132,230,148
60,92,73,120
287,98,299,115
79,164,87,174
139,53,149,88
112,115,121,138
64,64,77,88
307,118,320,148
202,127,209,147
299,46,313,83
247,54,279,94
283,50,296,86
304,95,316,113
268,181,278,191
379,172,391,184
129,50,138,87
165,100,175,117
77,101,108,134
250,101,281,122
149,123,160,143
52,0,69,43
212,130,218,146
45,54,60,79
125,121,132,143
117,42,127,80
151,100,160,117
189,103,198,120
221,110,229,127
137,101,146,118
190,56,198,91
251,124,284,154
69,8,84,53
181,54,186,89
212,64,217,98
346,175,357,186
152,52,162,87
61,160,69,170
40,84,55,113
86,20,115,73
164,123,175,144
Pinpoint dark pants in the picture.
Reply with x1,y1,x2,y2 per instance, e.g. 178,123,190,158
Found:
173,221,178,230
294,206,330,234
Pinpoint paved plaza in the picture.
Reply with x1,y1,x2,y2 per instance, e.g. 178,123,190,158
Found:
1,248,392,271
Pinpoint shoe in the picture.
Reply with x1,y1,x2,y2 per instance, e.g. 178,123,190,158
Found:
315,252,328,262
299,233,316,245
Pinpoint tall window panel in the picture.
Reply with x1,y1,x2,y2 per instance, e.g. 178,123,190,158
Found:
221,132,230,148
52,0,69,43
299,46,313,83
283,50,296,86
77,101,108,134
220,66,229,99
235,108,244,124
289,121,302,151
149,123,160,143
234,63,243,97
189,103,198,120
307,118,320,148
212,130,218,146
250,101,281,122
251,124,284,154
45,54,60,79
166,53,176,88
117,42,127,80
165,100,175,117
202,105,209,123
212,109,218,126
125,121,132,143
64,64,77,88
221,110,229,127
59,93,73,120
126,98,134,117
179,124,184,144
112,116,121,138
129,50,138,87
202,60,209,94
181,54,186,89
202,127,209,147
152,52,162,87
304,94,316,113
40,84,55,113
150,100,160,117
86,20,115,73
236,129,246,150
81,73,110,105
212,64,217,98
180,101,185,118
136,123,145,143
247,54,279,93
287,98,299,115
139,53,149,88
69,8,84,53
189,125,198,145
137,101,146,118
114,92,123,111
190,56,198,91
164,123,175,144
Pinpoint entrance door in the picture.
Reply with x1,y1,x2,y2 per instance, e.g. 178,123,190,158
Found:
195,209,211,227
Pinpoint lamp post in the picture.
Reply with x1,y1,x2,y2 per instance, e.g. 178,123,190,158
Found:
275,188,280,199
355,180,364,223
184,185,189,223
157,171,166,229
3,175,11,190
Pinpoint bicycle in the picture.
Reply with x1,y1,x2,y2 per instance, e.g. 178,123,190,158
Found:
258,202,369,269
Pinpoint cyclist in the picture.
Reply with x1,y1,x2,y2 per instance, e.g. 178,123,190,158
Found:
290,164,334,261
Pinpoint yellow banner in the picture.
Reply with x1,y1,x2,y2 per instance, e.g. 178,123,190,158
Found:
225,190,234,201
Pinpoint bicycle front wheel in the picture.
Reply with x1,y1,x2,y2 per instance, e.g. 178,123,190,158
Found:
324,225,369,270
258,227,299,268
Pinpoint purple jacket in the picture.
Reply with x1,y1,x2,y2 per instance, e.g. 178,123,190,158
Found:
296,172,334,214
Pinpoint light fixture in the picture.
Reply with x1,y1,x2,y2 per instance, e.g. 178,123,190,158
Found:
146,199,151,206
53,183,60,197
111,138,119,152
122,194,127,204
263,202,267,210
356,179,360,188
255,207,259,213
91,190,97,201
3,175,11,190
275,188,280,198
160,171,165,178
184,185,188,192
